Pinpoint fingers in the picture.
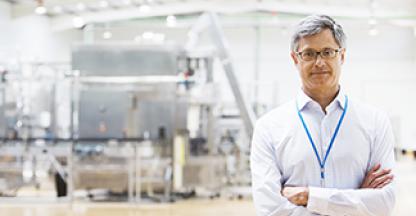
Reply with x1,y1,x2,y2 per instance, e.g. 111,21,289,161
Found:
290,195,305,205
281,187,298,198
281,187,294,198
281,187,309,206
371,168,391,181
370,163,381,173
376,177,393,189
368,168,392,187
365,164,381,185
361,164,393,189
362,164,381,187
374,174,394,188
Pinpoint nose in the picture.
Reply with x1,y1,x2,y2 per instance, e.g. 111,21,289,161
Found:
314,55,326,67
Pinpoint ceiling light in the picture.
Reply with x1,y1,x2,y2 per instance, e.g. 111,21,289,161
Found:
166,15,177,27
99,1,109,8
73,16,85,28
368,18,377,25
139,5,151,12
77,3,86,11
35,5,47,15
103,31,112,39
123,0,132,5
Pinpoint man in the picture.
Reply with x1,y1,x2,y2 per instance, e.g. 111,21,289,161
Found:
250,15,395,216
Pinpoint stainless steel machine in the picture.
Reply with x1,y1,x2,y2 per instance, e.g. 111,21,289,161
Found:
0,12,255,203
70,43,190,202
0,62,72,200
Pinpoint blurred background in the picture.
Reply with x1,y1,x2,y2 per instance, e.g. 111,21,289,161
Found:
0,0,415,215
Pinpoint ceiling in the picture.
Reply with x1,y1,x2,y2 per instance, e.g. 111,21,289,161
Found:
2,0,416,31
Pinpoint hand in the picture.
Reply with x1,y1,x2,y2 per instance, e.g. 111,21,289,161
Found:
281,186,309,206
360,164,394,189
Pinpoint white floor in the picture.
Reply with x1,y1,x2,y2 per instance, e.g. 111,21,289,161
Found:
0,156,415,215
392,155,416,215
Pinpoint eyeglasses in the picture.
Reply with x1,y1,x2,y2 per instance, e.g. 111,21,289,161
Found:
296,48,343,61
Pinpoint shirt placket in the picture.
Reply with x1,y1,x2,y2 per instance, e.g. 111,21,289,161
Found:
320,111,332,187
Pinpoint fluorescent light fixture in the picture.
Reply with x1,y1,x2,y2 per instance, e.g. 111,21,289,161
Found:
73,16,85,28
35,6,47,15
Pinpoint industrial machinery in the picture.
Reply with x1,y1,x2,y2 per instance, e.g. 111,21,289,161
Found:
70,43,189,202
0,62,72,200
0,12,255,202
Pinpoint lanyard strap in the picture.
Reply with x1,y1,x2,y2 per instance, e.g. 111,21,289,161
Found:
296,95,348,180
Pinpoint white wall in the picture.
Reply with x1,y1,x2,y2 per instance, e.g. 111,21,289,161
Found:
341,22,416,150
0,2,80,63
0,1,14,63
11,15,81,63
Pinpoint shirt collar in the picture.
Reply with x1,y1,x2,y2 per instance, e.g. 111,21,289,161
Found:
296,86,346,112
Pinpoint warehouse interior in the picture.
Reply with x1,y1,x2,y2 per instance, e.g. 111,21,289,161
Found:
0,0,415,215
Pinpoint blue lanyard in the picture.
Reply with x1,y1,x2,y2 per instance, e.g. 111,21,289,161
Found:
296,95,348,186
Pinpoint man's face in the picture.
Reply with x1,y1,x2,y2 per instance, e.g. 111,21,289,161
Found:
290,28,345,93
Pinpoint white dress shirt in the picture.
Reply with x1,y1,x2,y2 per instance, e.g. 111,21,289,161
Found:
250,89,396,216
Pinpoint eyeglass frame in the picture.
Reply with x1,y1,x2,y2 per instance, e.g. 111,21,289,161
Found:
295,47,344,61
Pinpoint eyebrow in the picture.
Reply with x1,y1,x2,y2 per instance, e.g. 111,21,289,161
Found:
299,47,337,52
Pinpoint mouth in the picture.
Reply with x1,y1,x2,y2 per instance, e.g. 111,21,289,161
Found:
311,71,330,75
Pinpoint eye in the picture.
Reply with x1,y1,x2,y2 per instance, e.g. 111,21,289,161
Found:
302,50,315,58
322,49,335,57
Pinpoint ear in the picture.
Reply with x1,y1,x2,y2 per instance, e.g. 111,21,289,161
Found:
340,49,345,65
290,51,299,65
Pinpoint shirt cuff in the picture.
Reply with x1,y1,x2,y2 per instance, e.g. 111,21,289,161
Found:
306,186,336,215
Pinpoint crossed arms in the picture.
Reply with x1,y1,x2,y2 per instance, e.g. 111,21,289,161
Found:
251,114,396,216
281,164,395,215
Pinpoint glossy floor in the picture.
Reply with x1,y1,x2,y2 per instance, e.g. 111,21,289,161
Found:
0,157,415,216
0,199,255,216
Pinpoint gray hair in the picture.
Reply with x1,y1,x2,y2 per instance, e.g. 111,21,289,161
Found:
290,14,346,52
